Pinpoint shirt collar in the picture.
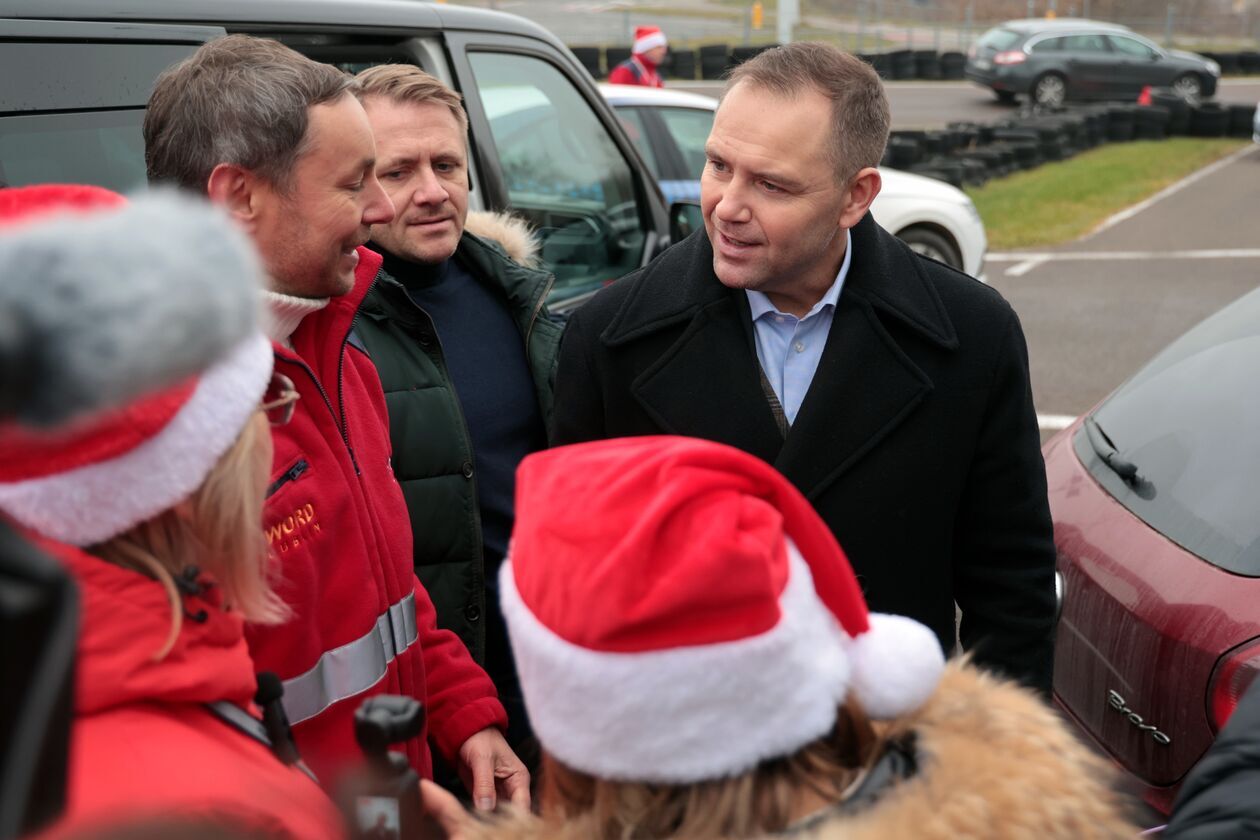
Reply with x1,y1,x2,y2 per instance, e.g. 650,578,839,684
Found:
746,228,852,322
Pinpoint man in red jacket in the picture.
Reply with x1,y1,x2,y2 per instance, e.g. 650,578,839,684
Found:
142,35,529,811
608,25,668,88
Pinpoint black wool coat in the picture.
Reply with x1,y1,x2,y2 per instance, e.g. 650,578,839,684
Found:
552,213,1056,692
1165,677,1260,838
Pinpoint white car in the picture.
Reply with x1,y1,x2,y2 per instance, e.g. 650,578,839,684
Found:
601,84,988,280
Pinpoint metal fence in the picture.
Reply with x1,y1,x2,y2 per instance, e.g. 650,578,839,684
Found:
448,0,1260,55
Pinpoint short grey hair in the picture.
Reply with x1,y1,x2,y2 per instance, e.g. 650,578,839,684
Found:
725,42,890,182
144,35,352,192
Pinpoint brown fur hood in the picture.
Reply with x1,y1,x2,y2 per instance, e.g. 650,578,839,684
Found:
467,662,1139,840
464,210,540,268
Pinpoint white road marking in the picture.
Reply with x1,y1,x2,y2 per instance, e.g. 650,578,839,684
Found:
1037,413,1077,431
1084,144,1259,238
1005,256,1050,276
989,248,1260,264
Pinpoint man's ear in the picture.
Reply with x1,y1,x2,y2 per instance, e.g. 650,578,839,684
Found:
206,163,262,229
839,167,882,229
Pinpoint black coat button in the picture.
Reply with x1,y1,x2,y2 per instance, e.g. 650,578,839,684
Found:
465,604,481,622
461,461,474,479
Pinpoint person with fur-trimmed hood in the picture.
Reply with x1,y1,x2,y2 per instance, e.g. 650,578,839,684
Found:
440,436,1139,839
350,65,563,764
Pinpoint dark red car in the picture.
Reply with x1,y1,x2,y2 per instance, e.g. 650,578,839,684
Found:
1046,285,1260,814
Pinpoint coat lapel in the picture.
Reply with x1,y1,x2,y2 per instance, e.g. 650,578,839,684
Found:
598,217,960,486
603,231,785,464
777,214,960,500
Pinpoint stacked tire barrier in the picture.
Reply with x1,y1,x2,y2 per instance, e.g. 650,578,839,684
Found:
577,43,1260,83
882,95,1258,190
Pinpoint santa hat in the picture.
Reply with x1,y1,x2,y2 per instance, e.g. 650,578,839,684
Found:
632,25,667,55
0,184,273,547
499,436,945,785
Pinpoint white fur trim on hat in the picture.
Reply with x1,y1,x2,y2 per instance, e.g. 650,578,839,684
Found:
633,31,668,54
499,543,852,784
0,333,273,546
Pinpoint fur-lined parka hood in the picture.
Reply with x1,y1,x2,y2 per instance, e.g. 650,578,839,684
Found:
464,210,540,268
469,662,1138,840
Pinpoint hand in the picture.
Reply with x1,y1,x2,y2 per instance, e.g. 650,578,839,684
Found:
420,779,472,840
456,727,531,813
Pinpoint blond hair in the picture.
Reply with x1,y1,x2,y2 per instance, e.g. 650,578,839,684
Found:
537,700,885,838
725,42,890,183
90,418,289,659
352,64,469,134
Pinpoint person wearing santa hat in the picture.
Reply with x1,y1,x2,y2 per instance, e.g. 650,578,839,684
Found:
450,436,1135,839
0,184,345,839
608,26,668,88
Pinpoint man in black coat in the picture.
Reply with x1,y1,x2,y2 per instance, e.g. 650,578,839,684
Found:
1165,678,1260,837
551,43,1056,692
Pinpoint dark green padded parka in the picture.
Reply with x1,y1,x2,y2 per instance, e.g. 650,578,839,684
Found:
355,211,560,662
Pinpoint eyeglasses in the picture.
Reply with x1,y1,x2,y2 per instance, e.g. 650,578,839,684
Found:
259,371,300,426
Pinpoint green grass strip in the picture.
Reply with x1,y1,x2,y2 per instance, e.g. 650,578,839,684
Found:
966,137,1248,250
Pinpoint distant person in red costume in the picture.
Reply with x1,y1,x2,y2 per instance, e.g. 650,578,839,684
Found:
608,25,667,88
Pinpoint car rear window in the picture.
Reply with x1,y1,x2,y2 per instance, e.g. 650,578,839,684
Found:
976,28,1022,51
1074,286,1260,576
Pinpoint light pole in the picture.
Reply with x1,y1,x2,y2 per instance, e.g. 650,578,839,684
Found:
778,0,799,44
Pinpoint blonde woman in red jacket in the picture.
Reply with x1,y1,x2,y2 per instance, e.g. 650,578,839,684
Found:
0,184,343,840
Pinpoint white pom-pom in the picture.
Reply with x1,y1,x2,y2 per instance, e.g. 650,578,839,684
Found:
848,613,945,719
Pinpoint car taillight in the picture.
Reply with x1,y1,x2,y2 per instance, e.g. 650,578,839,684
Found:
993,50,1027,66
1208,637,1260,732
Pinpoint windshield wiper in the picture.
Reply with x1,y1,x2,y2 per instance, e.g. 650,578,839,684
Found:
1083,416,1139,482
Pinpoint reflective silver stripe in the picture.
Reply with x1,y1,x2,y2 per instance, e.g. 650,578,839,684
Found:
281,592,419,725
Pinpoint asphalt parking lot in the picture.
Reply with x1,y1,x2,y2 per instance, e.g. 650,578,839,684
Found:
985,143,1260,443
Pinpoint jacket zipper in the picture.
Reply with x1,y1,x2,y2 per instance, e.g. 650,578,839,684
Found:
274,350,353,474
523,273,555,352
266,458,310,499
338,274,381,477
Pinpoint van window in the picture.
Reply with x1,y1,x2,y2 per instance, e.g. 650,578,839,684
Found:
1030,36,1065,53
0,110,147,192
0,39,200,190
467,51,647,298
612,107,660,179
1075,287,1260,576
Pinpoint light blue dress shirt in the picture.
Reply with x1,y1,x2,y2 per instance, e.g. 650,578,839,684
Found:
745,230,853,426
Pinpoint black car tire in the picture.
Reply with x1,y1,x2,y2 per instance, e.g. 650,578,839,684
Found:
1171,73,1204,103
897,226,963,271
1032,73,1068,108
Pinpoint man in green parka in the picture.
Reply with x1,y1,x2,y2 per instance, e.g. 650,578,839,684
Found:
351,65,561,761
